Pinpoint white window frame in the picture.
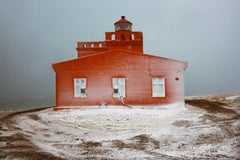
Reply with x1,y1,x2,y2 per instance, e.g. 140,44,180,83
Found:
74,78,87,98
152,77,165,97
112,78,125,98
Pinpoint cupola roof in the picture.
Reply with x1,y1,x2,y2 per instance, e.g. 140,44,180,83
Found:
114,16,132,25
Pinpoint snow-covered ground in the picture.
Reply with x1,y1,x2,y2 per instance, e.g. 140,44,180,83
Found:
0,94,239,159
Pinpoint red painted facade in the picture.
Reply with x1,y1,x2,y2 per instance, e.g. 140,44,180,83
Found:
52,16,187,110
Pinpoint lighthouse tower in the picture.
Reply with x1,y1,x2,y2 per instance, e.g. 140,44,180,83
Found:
76,16,143,57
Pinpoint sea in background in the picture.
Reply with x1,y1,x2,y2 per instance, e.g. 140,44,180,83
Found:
0,96,55,111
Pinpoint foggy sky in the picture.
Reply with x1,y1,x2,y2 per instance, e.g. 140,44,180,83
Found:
0,0,240,102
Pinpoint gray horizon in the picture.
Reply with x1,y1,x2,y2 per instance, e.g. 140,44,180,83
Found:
0,0,240,108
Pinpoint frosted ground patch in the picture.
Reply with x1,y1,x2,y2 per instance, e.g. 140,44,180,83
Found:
0,95,239,159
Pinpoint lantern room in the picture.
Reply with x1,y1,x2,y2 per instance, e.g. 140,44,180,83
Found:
114,16,132,31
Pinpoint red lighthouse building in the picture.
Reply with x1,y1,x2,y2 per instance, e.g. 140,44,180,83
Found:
52,16,187,110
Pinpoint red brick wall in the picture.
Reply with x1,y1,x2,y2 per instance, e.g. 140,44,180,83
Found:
54,51,186,107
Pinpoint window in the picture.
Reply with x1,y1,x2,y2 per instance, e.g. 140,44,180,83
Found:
74,78,87,98
130,33,135,40
152,77,165,97
111,34,115,40
112,78,125,97
115,22,132,31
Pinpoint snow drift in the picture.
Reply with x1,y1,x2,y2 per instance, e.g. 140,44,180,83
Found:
0,95,239,159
